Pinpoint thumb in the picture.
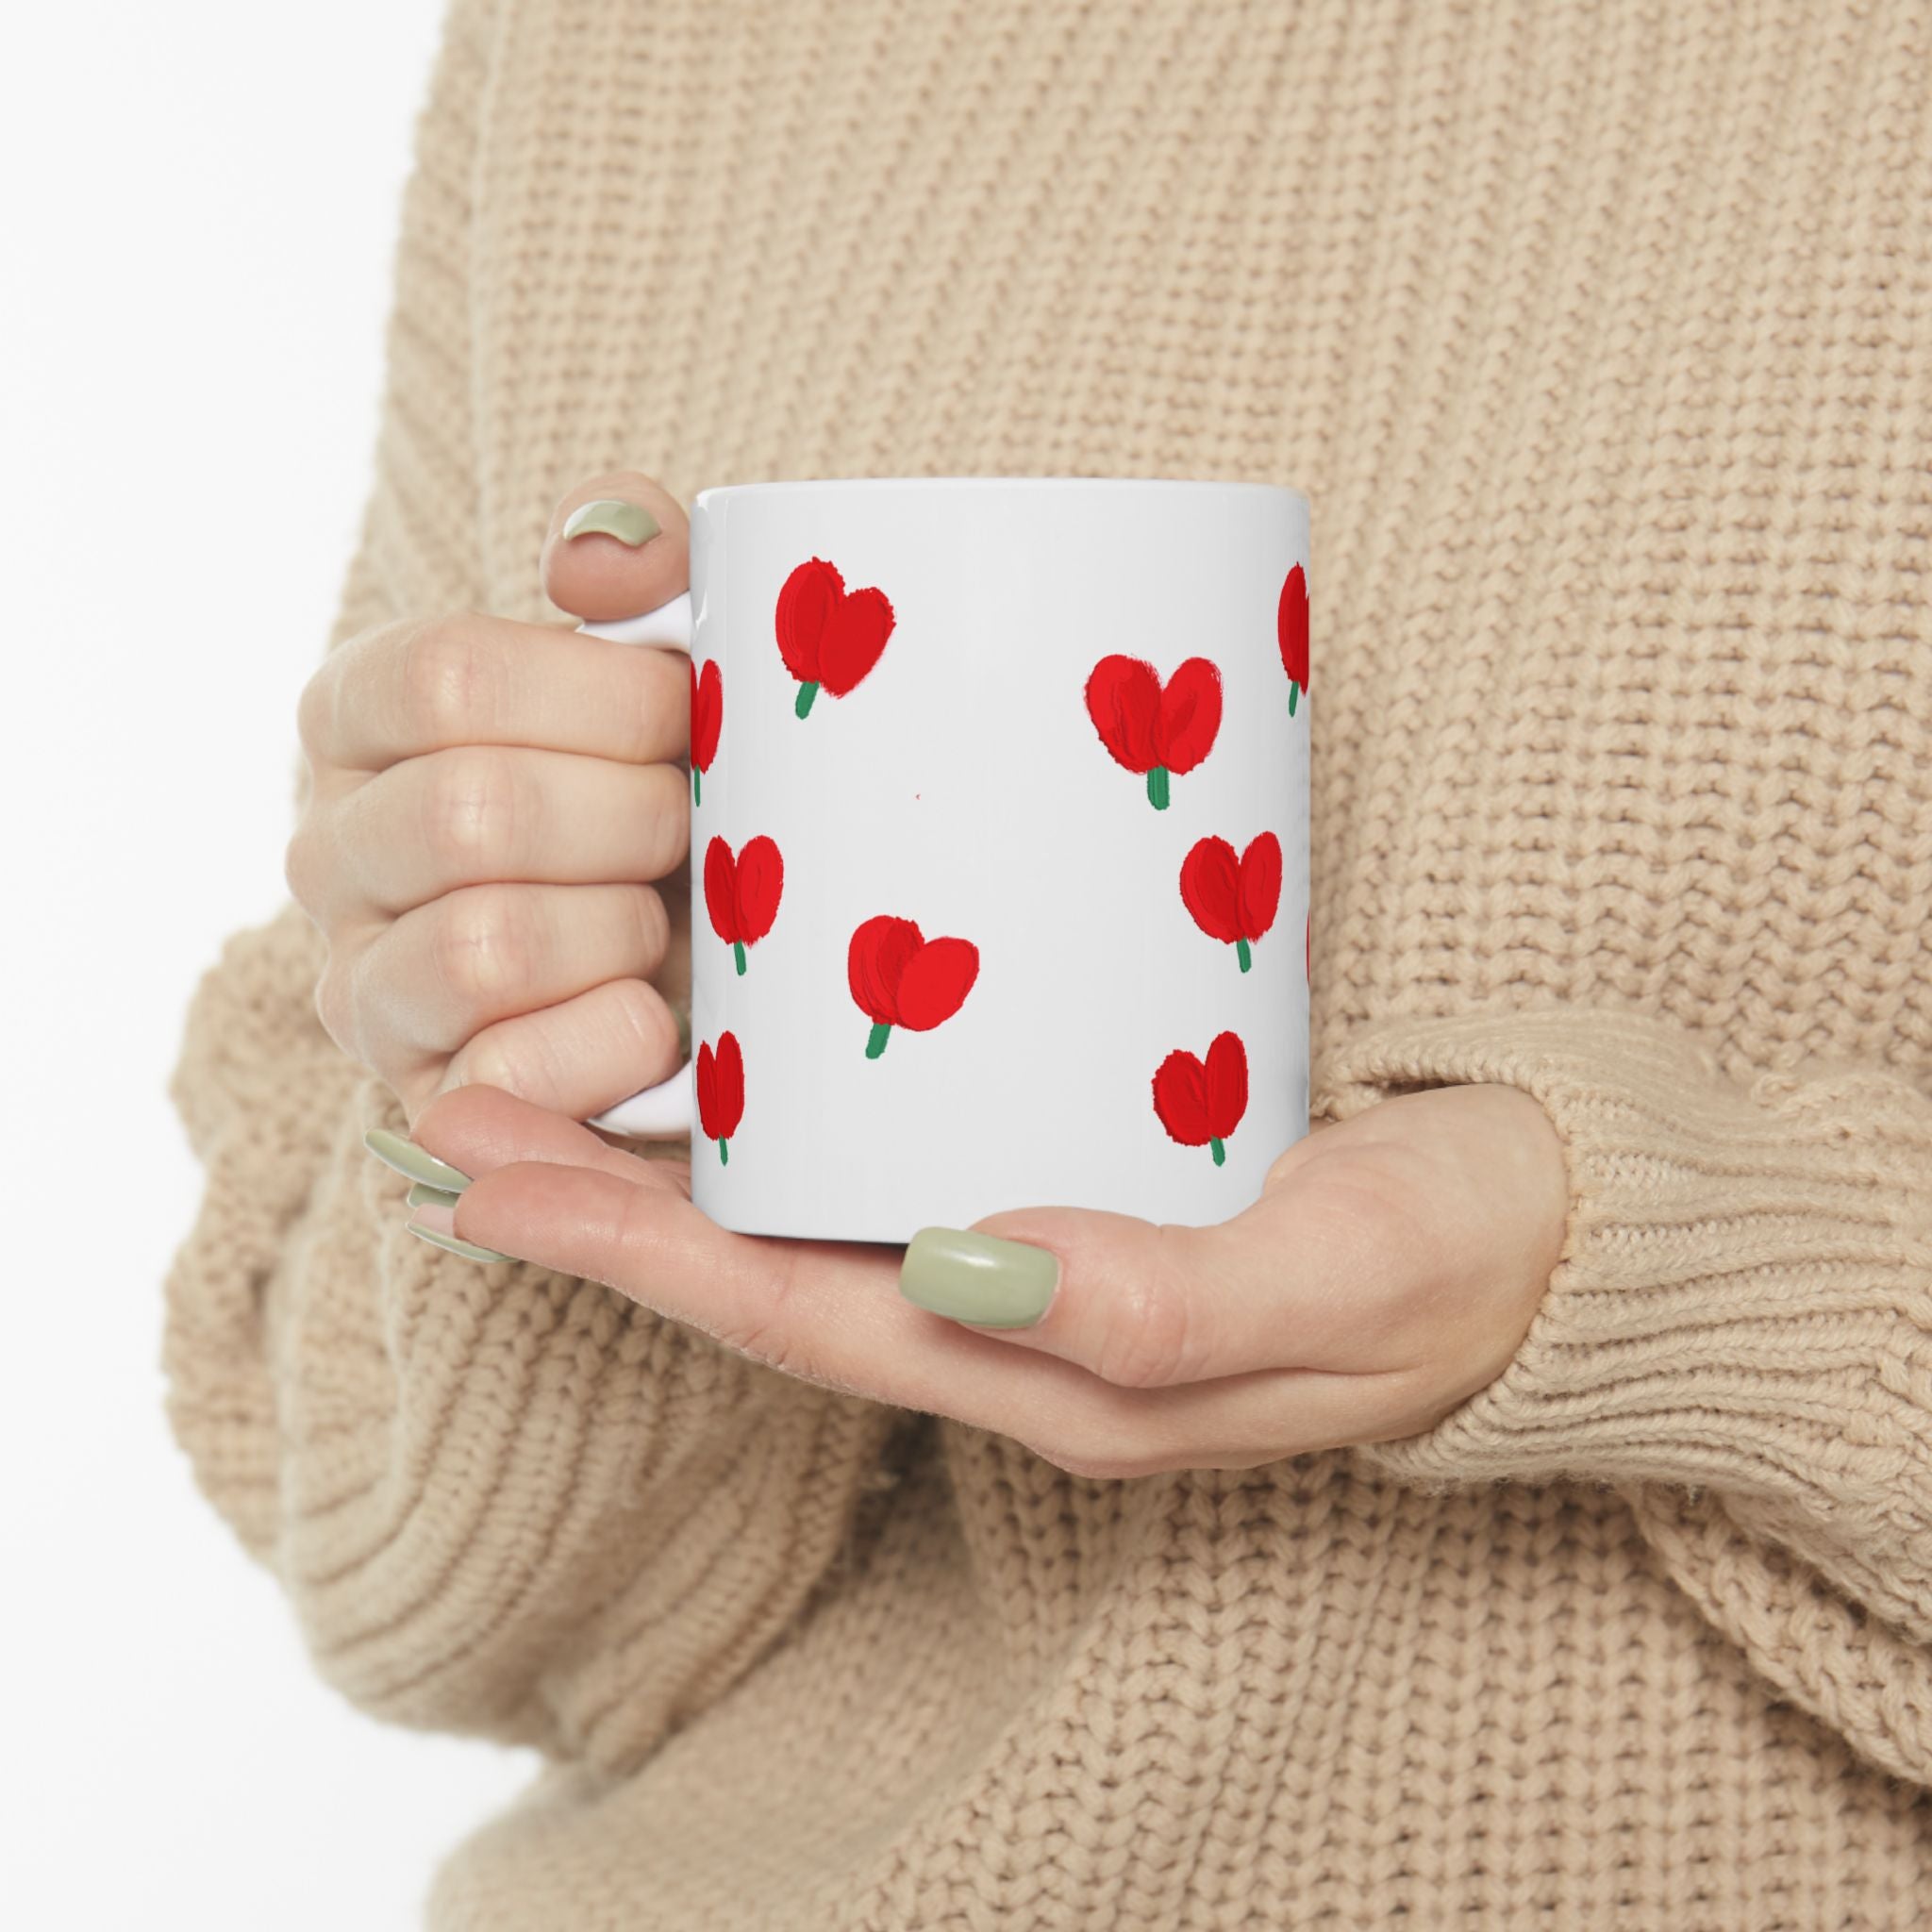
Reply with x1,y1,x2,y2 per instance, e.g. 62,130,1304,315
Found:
899,1202,1294,1389
541,470,691,624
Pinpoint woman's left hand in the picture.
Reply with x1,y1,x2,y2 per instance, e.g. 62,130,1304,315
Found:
404,1081,1569,1477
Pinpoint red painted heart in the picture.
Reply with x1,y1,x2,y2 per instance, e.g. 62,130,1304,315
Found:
775,557,895,717
1084,654,1224,809
1179,831,1282,971
848,914,979,1058
1152,1031,1248,1165
1277,562,1308,713
704,834,784,974
689,658,722,803
695,1030,744,1162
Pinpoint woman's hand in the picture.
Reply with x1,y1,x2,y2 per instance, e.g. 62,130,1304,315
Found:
397,1080,1570,1475
288,473,694,1124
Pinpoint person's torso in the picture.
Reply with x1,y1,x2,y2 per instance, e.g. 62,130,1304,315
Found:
432,4,1932,1924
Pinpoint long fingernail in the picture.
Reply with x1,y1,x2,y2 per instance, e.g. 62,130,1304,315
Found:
899,1228,1059,1328
673,1001,692,1059
407,1182,462,1212
364,1128,470,1192
409,1195,458,1236
562,497,660,546
406,1223,513,1265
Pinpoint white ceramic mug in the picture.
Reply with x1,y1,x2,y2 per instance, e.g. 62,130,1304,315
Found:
582,476,1310,1244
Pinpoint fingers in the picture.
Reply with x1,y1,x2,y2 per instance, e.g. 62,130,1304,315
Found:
294,746,690,921
540,473,691,624
300,609,691,773
435,976,688,1124
325,881,669,1081
943,1189,1406,1388
419,1091,1081,1416
413,1090,1412,1475
439,1137,1117,1422
955,1088,1566,1391
397,1085,1564,1483
416,1082,684,1189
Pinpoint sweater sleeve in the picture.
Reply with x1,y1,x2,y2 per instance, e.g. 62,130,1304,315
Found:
161,0,906,1774
1317,1006,1932,1787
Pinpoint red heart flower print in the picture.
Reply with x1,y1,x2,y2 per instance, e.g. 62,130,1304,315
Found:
1084,655,1224,809
689,658,722,804
848,914,979,1059
775,557,896,718
1179,831,1282,973
1277,562,1308,715
1152,1031,1248,1165
695,1030,744,1164
704,834,784,974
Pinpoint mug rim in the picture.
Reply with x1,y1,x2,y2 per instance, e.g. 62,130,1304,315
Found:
692,475,1310,511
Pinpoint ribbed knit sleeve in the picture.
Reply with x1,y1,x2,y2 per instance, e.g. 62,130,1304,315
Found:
1318,1007,1932,1785
161,0,903,1769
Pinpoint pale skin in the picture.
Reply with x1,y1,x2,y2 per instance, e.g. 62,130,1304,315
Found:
291,470,1572,1481
288,473,696,1124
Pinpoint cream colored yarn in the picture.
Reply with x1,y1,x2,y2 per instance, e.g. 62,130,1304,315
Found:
166,1,1932,1924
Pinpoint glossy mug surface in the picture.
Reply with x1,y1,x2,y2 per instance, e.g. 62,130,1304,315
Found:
591,476,1310,1244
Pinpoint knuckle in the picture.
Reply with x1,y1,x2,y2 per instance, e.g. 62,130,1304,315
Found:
612,658,672,765
721,1253,818,1380
456,1020,559,1105
313,953,357,1054
636,765,691,878
431,887,536,1011
627,885,671,969
424,747,522,877
607,976,681,1069
399,614,491,744
1091,1251,1201,1391
283,818,324,908
294,662,334,757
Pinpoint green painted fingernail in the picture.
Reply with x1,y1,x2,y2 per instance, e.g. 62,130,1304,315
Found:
899,1228,1059,1328
406,1223,513,1265
407,1182,462,1211
562,497,660,546
364,1128,471,1192
674,1002,692,1059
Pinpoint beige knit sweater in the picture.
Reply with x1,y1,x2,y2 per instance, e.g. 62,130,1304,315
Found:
164,1,1932,1924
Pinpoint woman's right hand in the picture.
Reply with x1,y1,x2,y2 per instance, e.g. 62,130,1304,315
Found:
287,473,694,1127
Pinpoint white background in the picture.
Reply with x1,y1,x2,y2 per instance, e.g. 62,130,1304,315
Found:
0,6,536,1927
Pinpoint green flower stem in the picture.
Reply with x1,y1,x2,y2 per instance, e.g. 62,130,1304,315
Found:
795,680,820,718
718,1137,730,1166
1210,1137,1226,1166
1236,937,1252,973
1288,684,1299,718
692,767,702,805
865,1021,891,1059
734,939,747,975
1146,765,1170,810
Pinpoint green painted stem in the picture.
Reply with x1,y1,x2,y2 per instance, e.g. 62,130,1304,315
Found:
733,940,747,975
692,767,702,805
1236,937,1252,973
795,680,820,718
1210,1137,1226,1166
1146,765,1170,810
865,1021,891,1059
718,1137,729,1166
1288,684,1299,718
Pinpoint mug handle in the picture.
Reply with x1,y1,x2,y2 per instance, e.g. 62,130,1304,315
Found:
575,592,699,1139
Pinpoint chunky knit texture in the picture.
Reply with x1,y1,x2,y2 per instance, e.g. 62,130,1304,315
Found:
164,1,1932,1925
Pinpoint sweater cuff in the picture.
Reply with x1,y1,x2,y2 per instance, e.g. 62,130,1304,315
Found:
1315,1008,1932,1505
